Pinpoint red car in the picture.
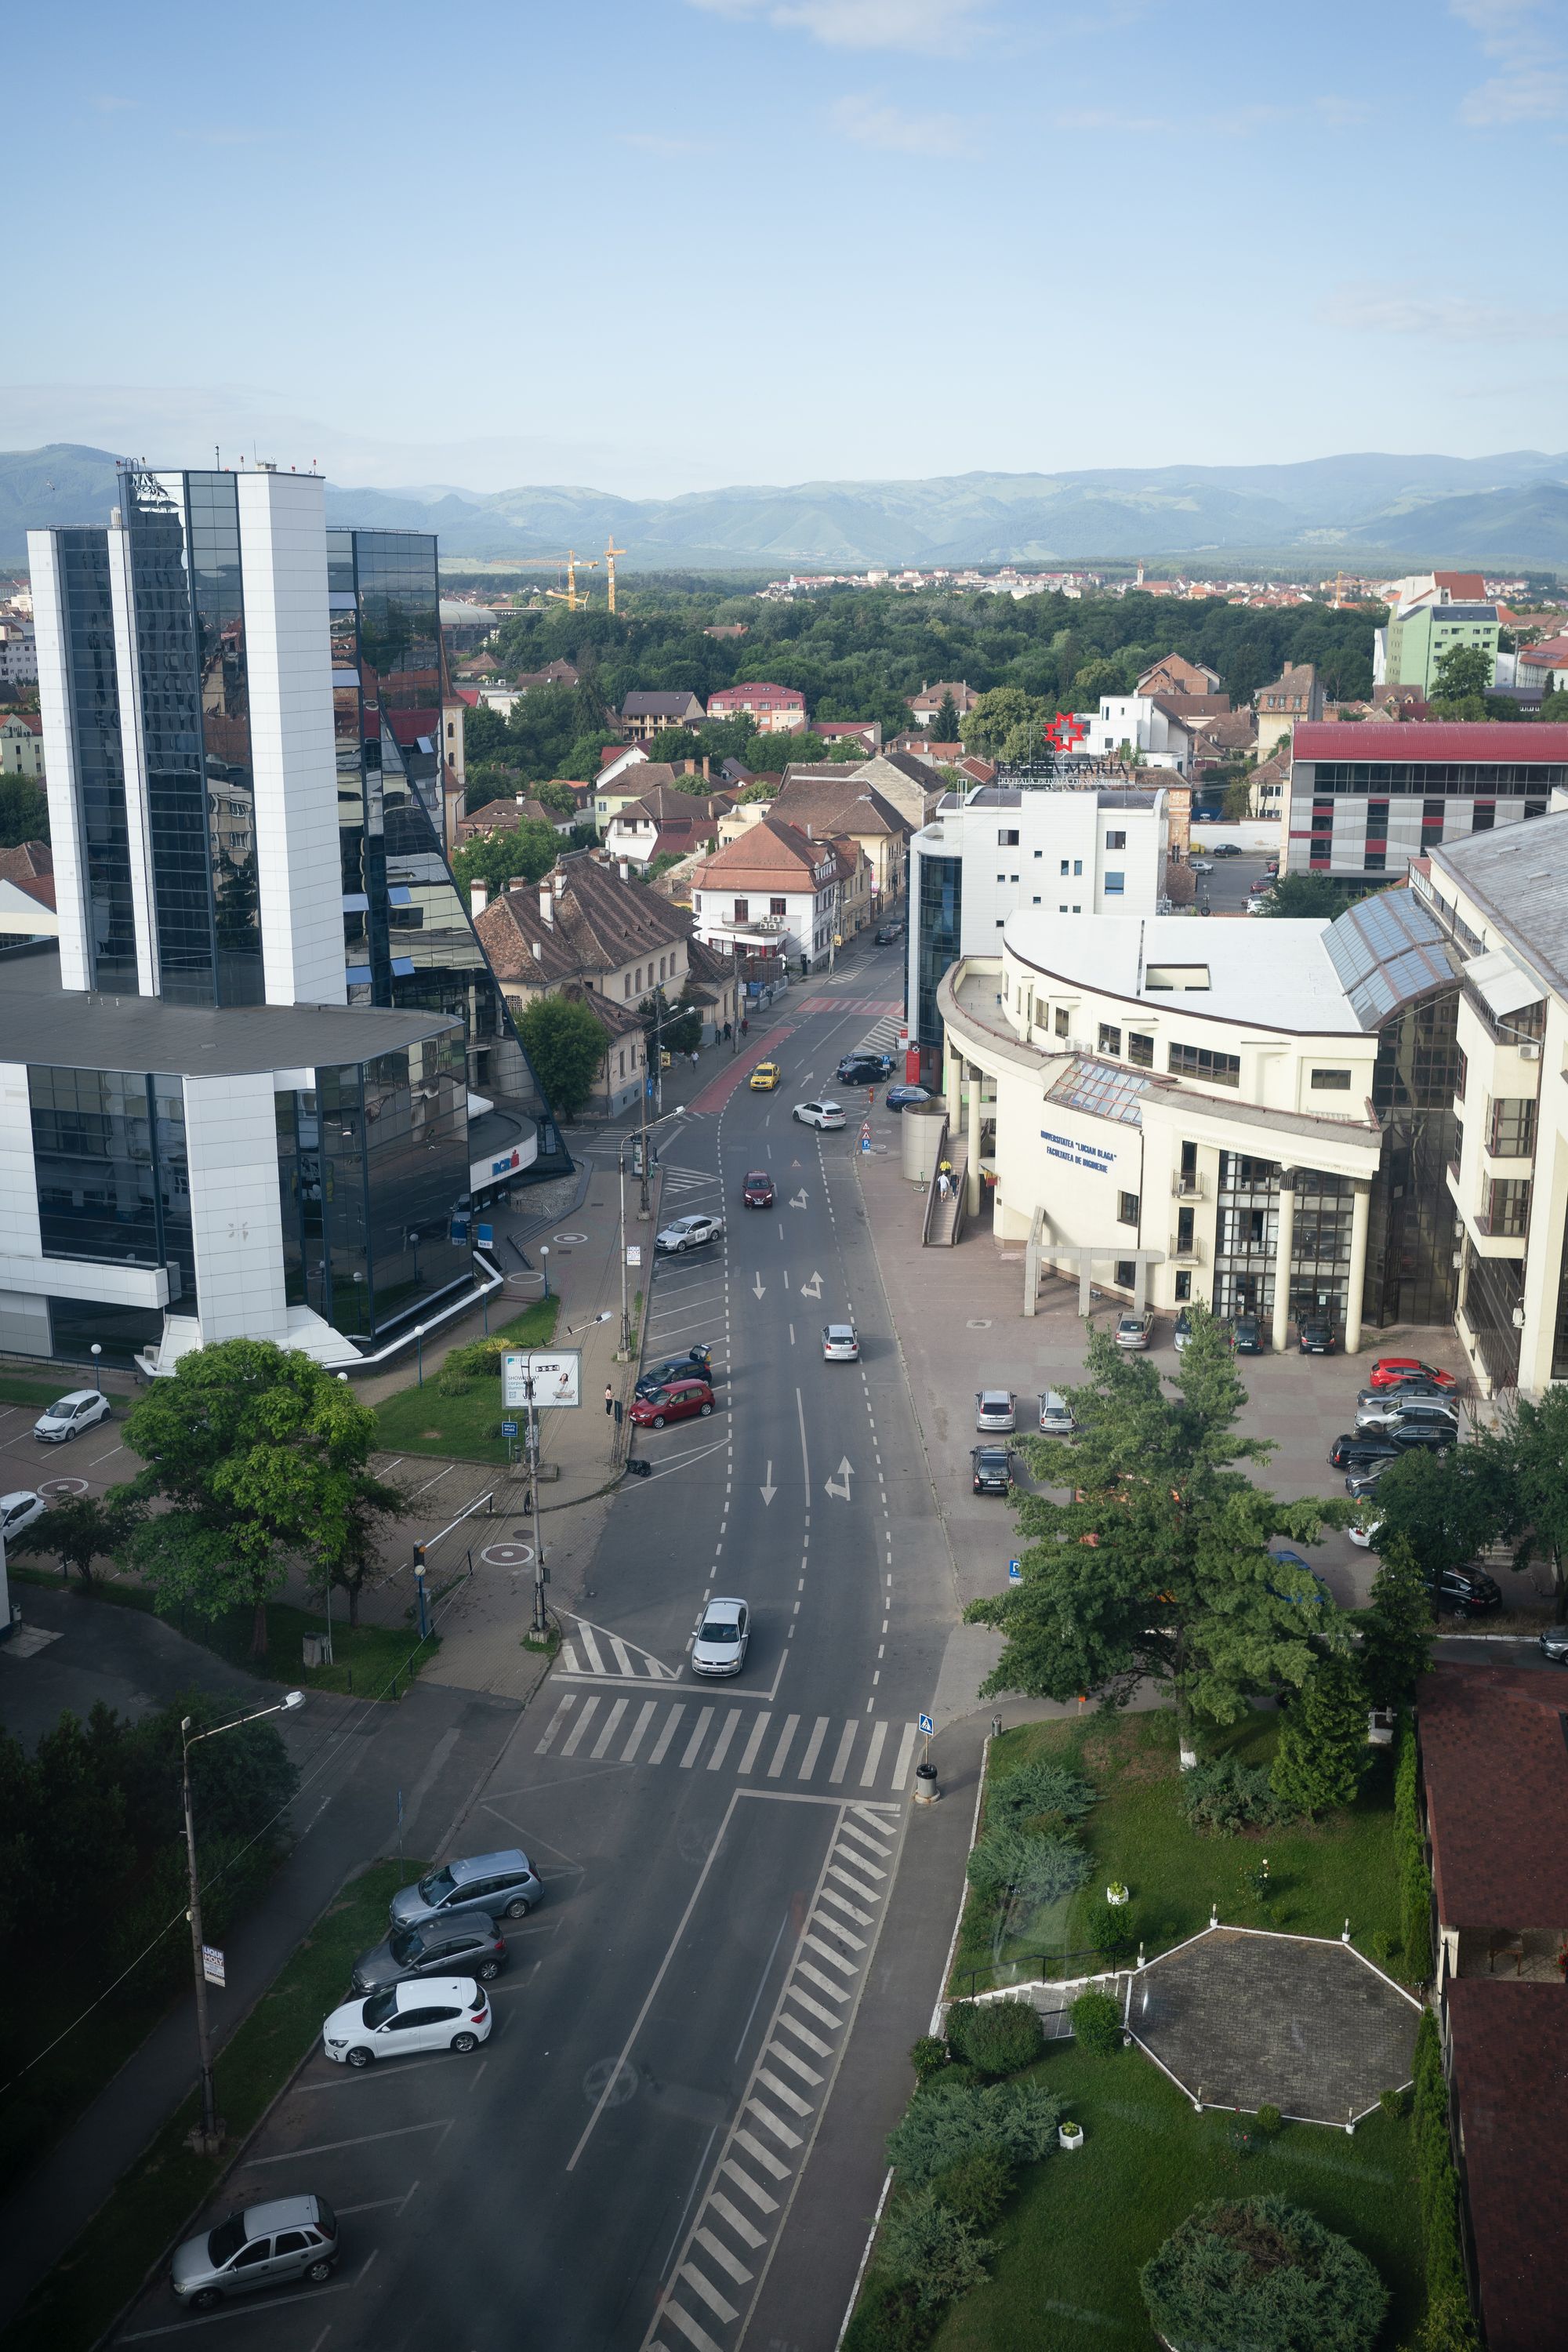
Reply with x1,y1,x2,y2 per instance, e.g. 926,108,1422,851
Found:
630,1378,715,1430
742,1170,774,1208
1367,1356,1457,1392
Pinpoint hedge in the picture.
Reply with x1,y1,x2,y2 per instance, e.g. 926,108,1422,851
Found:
1395,1711,1435,1983
1411,2011,1477,2345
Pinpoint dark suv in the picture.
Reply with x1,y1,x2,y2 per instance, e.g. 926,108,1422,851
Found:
1297,1317,1335,1355
837,1054,893,1085
351,1915,506,1994
1330,1425,1453,1471
1425,1564,1501,1617
971,1445,1012,1495
389,1849,541,1932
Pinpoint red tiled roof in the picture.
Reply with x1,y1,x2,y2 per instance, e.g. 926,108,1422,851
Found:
1417,1664,1568,1926
1294,723,1568,764
1446,1981,1568,2352
0,840,52,881
708,683,805,706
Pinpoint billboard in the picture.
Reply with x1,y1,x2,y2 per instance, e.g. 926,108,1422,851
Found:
502,1350,582,1410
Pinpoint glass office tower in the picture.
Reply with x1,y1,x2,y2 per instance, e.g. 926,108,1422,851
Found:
48,531,138,991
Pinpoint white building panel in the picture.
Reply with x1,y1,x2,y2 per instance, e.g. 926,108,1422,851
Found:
183,1073,290,1342
27,533,93,993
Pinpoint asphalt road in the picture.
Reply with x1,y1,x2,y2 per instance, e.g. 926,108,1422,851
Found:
111,948,960,2352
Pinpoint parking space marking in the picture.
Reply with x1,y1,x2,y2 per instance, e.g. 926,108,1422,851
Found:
118,2252,381,2338
252,2120,452,2162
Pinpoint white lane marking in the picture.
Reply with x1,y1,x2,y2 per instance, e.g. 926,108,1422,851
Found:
721,2156,780,2212
679,2263,739,2324
736,1713,771,1774
648,1704,686,1765
660,2298,724,2352
535,1695,575,1754
775,2006,833,2058
766,1713,800,1777
706,1711,741,1771
746,2096,803,2150
797,1716,829,1779
819,1886,873,1929
560,1699,600,1757
839,1820,893,1859
765,2037,824,2088
253,2122,449,2163
681,1707,716,1768
891,1723,919,1789
828,1863,882,1907
694,2226,753,2286
580,1627,607,1675
858,1722,888,1786
827,1720,857,1784
591,1698,629,1760
756,2065,813,2118
784,1982,843,2031
710,2190,767,2249
622,1699,659,1761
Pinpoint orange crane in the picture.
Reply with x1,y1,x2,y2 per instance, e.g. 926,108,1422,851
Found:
604,535,626,615
543,551,598,612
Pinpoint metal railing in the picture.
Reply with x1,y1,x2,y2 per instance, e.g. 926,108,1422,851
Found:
951,1939,1135,1998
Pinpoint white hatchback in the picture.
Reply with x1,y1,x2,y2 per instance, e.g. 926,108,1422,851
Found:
34,1389,112,1444
0,1490,45,1544
823,1323,860,1361
321,1976,491,2067
793,1101,846,1131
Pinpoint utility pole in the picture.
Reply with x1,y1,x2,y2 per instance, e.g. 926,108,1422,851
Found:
524,1370,547,1635
618,1139,631,1357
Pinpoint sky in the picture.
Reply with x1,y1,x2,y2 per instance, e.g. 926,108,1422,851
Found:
5,0,1566,495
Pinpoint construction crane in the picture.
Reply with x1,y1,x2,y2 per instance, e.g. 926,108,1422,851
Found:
544,551,598,612
604,536,626,615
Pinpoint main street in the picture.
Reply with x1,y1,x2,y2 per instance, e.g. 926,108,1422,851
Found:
111,944,961,2352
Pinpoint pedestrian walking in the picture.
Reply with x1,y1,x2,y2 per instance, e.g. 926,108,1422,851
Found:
604,1382,614,1417
937,1171,951,1203
741,1016,749,1036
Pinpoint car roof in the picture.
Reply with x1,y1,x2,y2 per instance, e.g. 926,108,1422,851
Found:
44,1390,97,1409
978,1388,1011,1402
746,1169,769,1180
0,1490,38,1509
448,1849,528,1882
704,1595,746,1613
412,1913,496,1941
241,2197,325,2234
385,1974,479,2004
825,1323,855,1336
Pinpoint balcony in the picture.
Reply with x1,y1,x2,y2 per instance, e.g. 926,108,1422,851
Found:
1171,1235,1206,1266
1172,1173,1207,1200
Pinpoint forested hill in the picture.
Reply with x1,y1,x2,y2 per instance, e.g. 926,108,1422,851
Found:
458,585,1380,787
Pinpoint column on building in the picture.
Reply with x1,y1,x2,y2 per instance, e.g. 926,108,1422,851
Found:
966,1061,982,1216
1344,1179,1372,1353
944,1035,962,1131
1270,1168,1298,1352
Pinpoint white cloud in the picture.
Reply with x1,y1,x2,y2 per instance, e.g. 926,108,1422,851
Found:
1450,0,1568,124
1315,94,1373,125
827,93,975,154
686,0,990,55
1325,285,1568,341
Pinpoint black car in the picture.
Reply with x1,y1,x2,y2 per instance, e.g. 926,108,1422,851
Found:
1211,842,1243,858
1298,1317,1335,1354
1330,1425,1452,1471
971,1445,1012,1494
1426,1563,1501,1618
637,1346,713,1397
1232,1313,1263,1355
874,922,904,944
351,1915,506,1994
837,1053,894,1084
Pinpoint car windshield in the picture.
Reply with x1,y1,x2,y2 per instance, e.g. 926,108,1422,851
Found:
417,1867,454,1903
208,2214,248,2267
46,1398,78,1416
978,1450,1007,1468
388,1930,423,1964
700,1617,741,1643
643,1388,673,1405
362,1987,398,2028
827,1327,853,1341
747,1173,767,1185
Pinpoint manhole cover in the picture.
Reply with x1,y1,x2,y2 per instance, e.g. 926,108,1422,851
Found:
554,1230,590,1245
966,1319,993,1329
38,1475,89,1497
481,1541,535,1568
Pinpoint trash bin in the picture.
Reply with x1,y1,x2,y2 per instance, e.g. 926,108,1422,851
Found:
303,1634,325,1668
913,1761,940,1805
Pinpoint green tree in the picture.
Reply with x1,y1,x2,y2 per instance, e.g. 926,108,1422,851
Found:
1357,1535,1435,1708
122,1341,393,1656
880,2188,991,2311
934,691,961,742
1261,873,1366,919
514,993,608,1119
451,819,561,898
531,778,580,818
1368,1446,1508,1589
0,776,49,849
1489,1385,1568,1617
1432,644,1495,702
960,687,1050,760
1541,687,1568,723
1141,2195,1388,2352
637,988,702,1056
964,1313,1351,1751
1270,1652,1369,1817
645,726,705,763
8,1488,145,1589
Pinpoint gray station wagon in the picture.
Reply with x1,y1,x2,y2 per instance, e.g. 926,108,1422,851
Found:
170,2194,338,2310
389,1849,541,1933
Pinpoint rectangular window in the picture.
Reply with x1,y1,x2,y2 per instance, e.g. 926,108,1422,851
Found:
1105,830,1127,849
1310,1069,1352,1091
1485,1177,1531,1238
1117,1190,1139,1227
1174,1270,1192,1301
997,829,1019,845
1129,1033,1154,1069
1104,871,1125,895
1454,1046,1467,1102
1054,1007,1070,1038
733,899,749,920
1168,1042,1241,1088
1176,1206,1195,1254
1487,1098,1537,1158
1073,860,1083,877
1114,1259,1137,1289
1098,1022,1122,1056
1060,859,1069,875
771,896,786,916
1472,803,1495,832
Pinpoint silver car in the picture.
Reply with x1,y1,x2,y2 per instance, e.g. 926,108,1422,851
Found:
1115,1312,1155,1351
389,1849,541,1932
1038,1391,1075,1436
1354,1388,1459,1433
823,1323,860,1361
170,2194,338,2311
691,1598,749,1677
975,1389,1017,1435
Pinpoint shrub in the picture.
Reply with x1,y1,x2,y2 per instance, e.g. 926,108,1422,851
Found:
1181,1752,1287,1836
946,1998,1044,2079
965,1823,1091,1908
841,2278,935,2352
986,1759,1096,1828
885,2078,1062,2181
1270,1654,1370,1819
1395,1714,1435,1983
909,2034,949,2084
880,2188,991,2310
1085,1899,1136,1958
1141,2194,1388,2352
1379,2085,1406,2121
435,1363,471,1398
931,2145,1014,2231
1071,1989,1123,2057
1254,2103,1283,2137
1413,2011,1475,2335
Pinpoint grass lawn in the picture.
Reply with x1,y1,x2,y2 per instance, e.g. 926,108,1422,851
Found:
0,1372,122,1412
373,1296,561,1461
927,2041,1424,2352
950,1711,1402,1998
6,1570,437,1701
0,1860,425,2352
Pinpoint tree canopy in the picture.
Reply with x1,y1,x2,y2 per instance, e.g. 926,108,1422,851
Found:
514,993,609,1119
450,819,562,897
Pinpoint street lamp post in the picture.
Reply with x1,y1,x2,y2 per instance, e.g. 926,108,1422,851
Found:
539,1247,550,1300
618,1141,631,1359
181,1691,306,2154
414,1323,427,1386
90,1342,102,1392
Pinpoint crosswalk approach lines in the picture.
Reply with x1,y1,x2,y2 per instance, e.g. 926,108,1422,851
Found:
535,1694,920,1791
644,1802,899,2351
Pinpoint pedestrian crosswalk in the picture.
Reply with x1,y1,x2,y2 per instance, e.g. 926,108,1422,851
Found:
644,1801,900,2351
794,994,902,1016
534,1692,920,1791
557,1616,681,1681
659,1163,720,1199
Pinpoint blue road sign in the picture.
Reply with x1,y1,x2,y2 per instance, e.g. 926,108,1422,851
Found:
477,1222,494,1247
501,1421,518,1437
919,1713,935,1737
1008,1558,1022,1584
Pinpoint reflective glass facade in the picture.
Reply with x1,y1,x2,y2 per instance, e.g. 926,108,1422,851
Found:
53,531,137,990
915,849,961,1056
121,470,262,1006
28,1065,194,1306
1363,992,1462,1329
274,1029,469,1338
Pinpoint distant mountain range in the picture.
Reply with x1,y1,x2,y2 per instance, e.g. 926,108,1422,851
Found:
4,443,1567,571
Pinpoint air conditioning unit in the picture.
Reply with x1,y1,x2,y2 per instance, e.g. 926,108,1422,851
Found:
1519,1041,1541,1061
1512,1305,1527,1328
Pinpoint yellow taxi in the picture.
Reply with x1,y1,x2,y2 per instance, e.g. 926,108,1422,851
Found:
748,1060,782,1091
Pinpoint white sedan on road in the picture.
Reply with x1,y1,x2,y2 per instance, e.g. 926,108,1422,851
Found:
793,1100,846,1131
655,1213,724,1254
321,1976,492,2067
691,1598,750,1678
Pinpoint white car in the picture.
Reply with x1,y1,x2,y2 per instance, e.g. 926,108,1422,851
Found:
0,1490,45,1544
1038,1390,1075,1436
793,1100,846,1131
1189,857,1215,875
691,1597,749,1678
823,1323,860,1361
975,1389,1017,1434
1115,1312,1155,1350
1348,1513,1382,1548
321,1976,491,2067
655,1213,724,1254
33,1389,112,1444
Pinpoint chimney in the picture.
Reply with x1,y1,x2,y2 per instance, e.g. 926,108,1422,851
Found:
539,887,554,927
619,859,630,881
470,879,488,916
509,877,527,895
532,938,543,961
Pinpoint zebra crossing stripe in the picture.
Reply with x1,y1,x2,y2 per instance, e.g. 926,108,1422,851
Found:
710,2191,767,2249
535,1694,575,1754
828,1718,857,1783
795,1961,850,2005
828,1863,882,1907
736,1713,771,1774
776,2007,833,2058
840,1820,892,1860
797,1715,829,1778
580,1627,607,1675
681,1707,715,1768
661,2299,723,2352
756,2067,813,2119
706,1711,740,1771
745,2097,802,2151
785,1981,843,2031
801,1933,858,1979
591,1698,629,1760
720,2158,779,2213
858,1722,887,1784
693,2227,753,2286
560,1697,600,1758
891,1723,918,1788
766,1714,800,1777
648,1704,685,1765
766,2038,823,2089
820,1886,873,1929
679,2263,739,2324
733,2128,790,2182
622,1699,658,1761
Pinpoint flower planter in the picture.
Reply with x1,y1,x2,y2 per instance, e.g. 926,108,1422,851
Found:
1058,2122,1085,2151
1105,1882,1130,1907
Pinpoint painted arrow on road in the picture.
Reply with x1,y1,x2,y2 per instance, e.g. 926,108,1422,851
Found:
760,1461,776,1504
825,1457,855,1501
751,1272,766,1300
798,1270,824,1300
789,1189,809,1209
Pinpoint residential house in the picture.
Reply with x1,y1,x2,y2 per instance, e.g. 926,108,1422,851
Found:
690,818,845,973
604,785,733,870
1076,694,1199,772
891,735,966,764
456,795,575,844
0,710,45,779
619,689,706,741
769,773,912,910
1414,1661,1568,2352
1379,572,1486,612
473,855,697,1117
1517,634,1568,695
833,749,943,829
906,681,979,728
1382,605,1501,699
706,681,808,735
1135,655,1222,698
1244,745,1290,822
683,932,741,1042
1188,708,1257,775
1255,662,1325,758
0,618,37,685
0,839,56,940
814,720,882,753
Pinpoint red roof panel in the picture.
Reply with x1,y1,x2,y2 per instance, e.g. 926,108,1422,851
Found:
1293,723,1568,764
